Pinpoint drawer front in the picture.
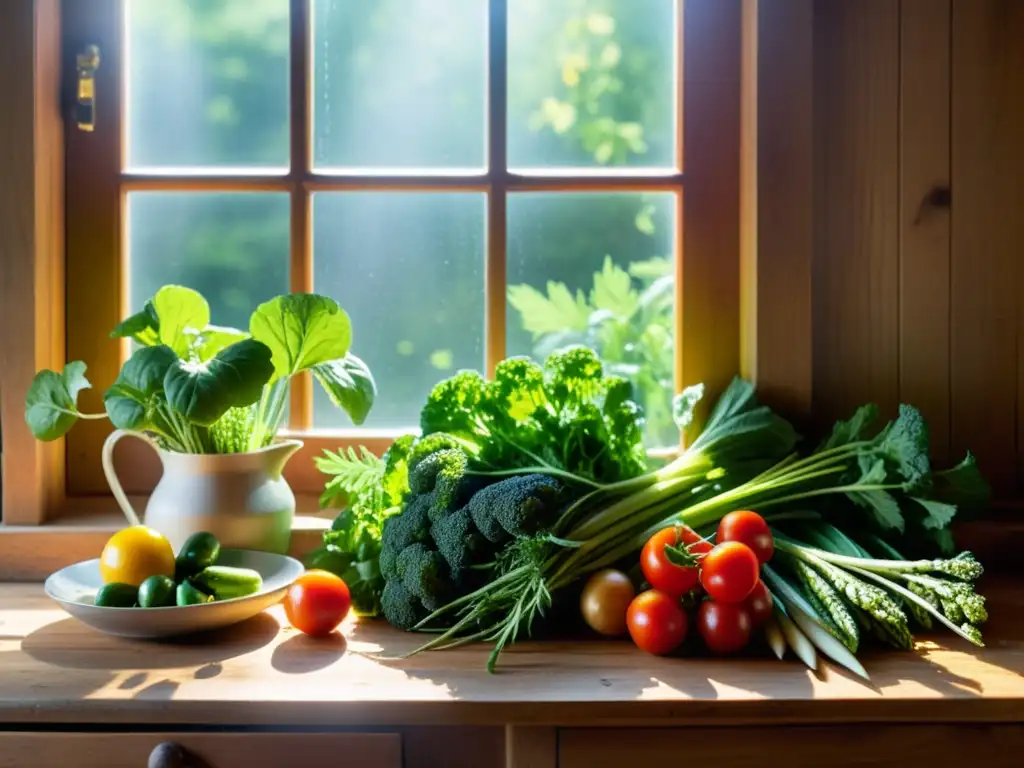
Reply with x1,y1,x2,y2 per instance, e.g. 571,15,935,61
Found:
559,725,1024,768
0,732,401,768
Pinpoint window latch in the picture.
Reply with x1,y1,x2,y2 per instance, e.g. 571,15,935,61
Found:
75,44,101,132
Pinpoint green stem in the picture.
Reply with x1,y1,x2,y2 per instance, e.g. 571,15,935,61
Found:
775,539,960,576
468,467,603,489
753,481,906,512
756,442,871,482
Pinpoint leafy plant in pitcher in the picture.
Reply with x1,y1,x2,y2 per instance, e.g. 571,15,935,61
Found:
24,285,375,453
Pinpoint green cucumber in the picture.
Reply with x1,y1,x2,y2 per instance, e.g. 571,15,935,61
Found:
191,566,263,601
137,574,176,608
95,582,139,608
175,531,221,579
176,580,214,606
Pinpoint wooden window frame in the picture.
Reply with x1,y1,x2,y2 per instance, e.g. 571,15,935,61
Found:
3,0,773,534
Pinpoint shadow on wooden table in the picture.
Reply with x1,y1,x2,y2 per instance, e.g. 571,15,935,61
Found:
271,630,347,674
20,611,281,672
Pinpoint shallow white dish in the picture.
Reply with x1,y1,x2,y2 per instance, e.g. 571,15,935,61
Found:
44,549,304,639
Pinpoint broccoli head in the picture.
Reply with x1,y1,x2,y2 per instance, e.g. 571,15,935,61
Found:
395,542,452,612
380,579,427,630
409,448,465,496
379,493,432,579
467,474,563,541
407,447,486,523
431,507,489,582
408,433,474,473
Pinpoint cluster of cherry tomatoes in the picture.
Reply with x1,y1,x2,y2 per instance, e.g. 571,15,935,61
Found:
630,510,775,656
581,511,775,657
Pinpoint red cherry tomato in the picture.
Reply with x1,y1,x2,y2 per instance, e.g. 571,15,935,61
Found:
284,570,352,637
626,589,688,656
697,600,753,654
717,510,774,564
640,525,709,597
700,541,760,603
744,580,774,627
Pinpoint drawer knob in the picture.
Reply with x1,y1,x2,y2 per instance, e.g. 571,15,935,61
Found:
149,742,207,768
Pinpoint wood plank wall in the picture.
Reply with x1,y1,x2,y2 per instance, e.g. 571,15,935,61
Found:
758,0,1024,498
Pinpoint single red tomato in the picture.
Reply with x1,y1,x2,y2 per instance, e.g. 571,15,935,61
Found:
744,580,774,627
640,525,709,597
626,589,688,656
284,570,352,637
700,541,760,603
697,600,753,654
717,510,774,564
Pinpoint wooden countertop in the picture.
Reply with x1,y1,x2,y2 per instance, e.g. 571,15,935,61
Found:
1,581,1022,728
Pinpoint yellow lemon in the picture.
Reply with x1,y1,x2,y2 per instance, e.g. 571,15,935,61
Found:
100,526,176,586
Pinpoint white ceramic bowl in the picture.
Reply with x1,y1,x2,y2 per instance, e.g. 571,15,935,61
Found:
44,549,304,639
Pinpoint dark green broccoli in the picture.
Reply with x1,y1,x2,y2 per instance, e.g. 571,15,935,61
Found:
431,507,489,582
467,474,563,541
380,579,426,630
408,448,486,523
408,432,475,474
409,448,465,497
395,543,451,612
379,494,431,579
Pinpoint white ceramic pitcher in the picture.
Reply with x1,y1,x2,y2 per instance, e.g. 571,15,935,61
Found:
102,429,302,554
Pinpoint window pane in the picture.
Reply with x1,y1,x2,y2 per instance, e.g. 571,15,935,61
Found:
507,193,676,447
126,192,290,330
508,0,677,170
125,0,290,170
313,193,486,429
312,0,487,171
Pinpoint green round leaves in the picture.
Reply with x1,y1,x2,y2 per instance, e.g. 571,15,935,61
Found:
313,353,377,426
104,345,178,431
24,361,93,441
164,339,275,426
250,293,352,380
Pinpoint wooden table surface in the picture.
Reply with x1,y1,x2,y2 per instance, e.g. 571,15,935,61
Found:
1,580,1022,728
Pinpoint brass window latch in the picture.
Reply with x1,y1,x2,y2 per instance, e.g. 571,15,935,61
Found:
75,44,101,132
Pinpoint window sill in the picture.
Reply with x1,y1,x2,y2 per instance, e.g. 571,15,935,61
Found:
0,498,333,581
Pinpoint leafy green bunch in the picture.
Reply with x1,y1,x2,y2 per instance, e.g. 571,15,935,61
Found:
406,378,991,671
24,285,375,453
419,345,649,485
307,436,416,615
509,256,675,446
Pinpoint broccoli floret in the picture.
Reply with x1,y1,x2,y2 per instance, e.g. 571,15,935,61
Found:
467,474,563,541
395,543,451,612
409,448,465,497
408,448,484,523
379,494,432,579
408,433,473,474
380,579,426,630
431,507,489,582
